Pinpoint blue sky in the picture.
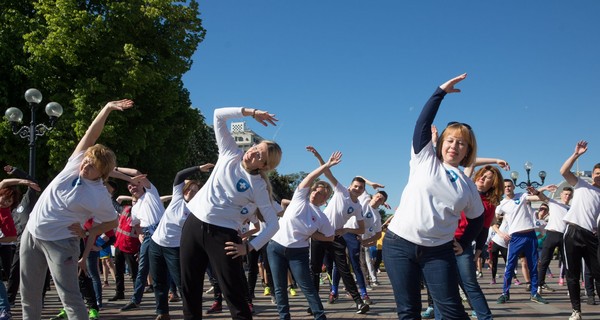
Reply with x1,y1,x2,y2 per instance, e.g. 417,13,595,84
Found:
183,1,600,209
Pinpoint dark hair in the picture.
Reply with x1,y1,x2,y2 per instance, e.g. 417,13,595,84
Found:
352,177,366,184
0,187,21,210
503,179,514,185
106,180,118,191
563,186,574,193
376,190,388,202
594,163,600,171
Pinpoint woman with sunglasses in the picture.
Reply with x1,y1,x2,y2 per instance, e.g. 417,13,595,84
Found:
383,74,484,319
180,107,282,320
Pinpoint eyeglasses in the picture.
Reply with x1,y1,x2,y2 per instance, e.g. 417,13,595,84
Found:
447,121,472,131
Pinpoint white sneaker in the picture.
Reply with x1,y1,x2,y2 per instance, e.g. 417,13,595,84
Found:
569,310,582,320
205,286,214,294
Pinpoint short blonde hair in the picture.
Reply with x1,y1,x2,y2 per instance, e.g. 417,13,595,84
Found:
311,180,333,199
435,123,477,167
84,144,116,181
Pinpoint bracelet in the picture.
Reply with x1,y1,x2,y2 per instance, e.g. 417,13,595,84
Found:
252,109,257,118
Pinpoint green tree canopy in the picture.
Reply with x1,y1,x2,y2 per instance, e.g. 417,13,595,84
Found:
1,0,217,195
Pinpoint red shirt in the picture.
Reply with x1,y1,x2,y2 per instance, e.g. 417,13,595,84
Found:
0,207,17,238
454,194,496,240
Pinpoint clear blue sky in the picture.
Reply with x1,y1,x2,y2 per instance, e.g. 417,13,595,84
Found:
183,1,600,210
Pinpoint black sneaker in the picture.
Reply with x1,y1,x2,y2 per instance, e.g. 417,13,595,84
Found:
587,296,596,305
540,284,556,293
108,293,125,301
306,307,313,315
120,301,139,311
530,293,548,304
356,302,370,314
496,293,510,304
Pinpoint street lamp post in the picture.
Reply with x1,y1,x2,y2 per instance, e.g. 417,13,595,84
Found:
510,161,546,189
4,88,63,179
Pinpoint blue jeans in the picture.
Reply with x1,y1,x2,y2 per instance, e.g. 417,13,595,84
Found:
149,239,181,315
332,234,367,294
132,229,153,304
0,278,10,314
267,241,326,320
456,245,492,319
86,250,102,308
383,231,468,320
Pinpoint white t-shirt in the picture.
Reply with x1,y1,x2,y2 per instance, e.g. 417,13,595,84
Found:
151,181,189,247
563,178,600,232
323,183,363,231
186,108,279,250
130,182,164,228
27,151,117,241
545,199,569,233
388,141,484,247
272,187,334,248
495,193,535,235
361,205,382,240
491,217,510,248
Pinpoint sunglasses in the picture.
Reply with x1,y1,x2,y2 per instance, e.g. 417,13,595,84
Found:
447,121,472,131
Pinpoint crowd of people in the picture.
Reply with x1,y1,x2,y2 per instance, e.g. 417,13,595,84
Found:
1,74,600,320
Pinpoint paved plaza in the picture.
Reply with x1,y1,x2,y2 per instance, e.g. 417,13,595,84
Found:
9,258,600,319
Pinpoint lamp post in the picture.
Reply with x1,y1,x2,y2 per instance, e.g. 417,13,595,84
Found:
4,88,63,179
510,161,546,189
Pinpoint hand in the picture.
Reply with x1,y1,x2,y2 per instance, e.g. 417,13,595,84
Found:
335,228,346,236
306,146,321,158
224,241,248,259
105,99,134,112
453,239,463,255
440,73,467,93
501,232,511,243
574,140,588,157
383,202,392,210
3,165,13,174
527,186,540,196
25,180,41,191
130,174,149,188
496,159,510,171
542,184,558,193
431,124,438,145
138,234,145,244
326,151,342,168
199,163,215,172
78,258,88,277
371,182,385,189
252,109,278,127
68,223,85,238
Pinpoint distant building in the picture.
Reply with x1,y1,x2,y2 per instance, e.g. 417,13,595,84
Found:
230,121,264,152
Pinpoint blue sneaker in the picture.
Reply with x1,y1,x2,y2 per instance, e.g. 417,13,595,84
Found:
421,306,434,319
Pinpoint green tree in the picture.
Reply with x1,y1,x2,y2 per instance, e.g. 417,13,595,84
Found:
269,171,308,201
1,0,215,194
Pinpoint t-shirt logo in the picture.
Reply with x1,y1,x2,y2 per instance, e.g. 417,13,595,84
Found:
17,206,24,213
445,170,458,182
236,179,250,192
347,207,354,215
514,199,521,205
366,212,373,219
369,227,374,232
72,177,82,187
241,207,249,215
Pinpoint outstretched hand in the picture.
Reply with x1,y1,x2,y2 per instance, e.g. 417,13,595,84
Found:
105,99,134,112
496,159,510,171
252,110,278,127
326,151,343,168
306,146,321,158
440,73,467,93
199,163,215,172
574,140,588,156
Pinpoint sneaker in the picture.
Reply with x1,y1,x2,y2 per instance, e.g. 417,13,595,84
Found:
144,286,154,293
540,284,555,293
514,279,522,286
270,296,276,304
526,282,531,291
372,280,380,287
490,279,496,285
476,271,483,278
120,301,139,311
306,307,313,315
206,301,222,314
50,309,67,320
0,310,11,320
155,314,171,320
559,278,565,286
548,273,554,278
328,292,338,304
88,309,99,320
496,294,510,304
356,302,370,314
168,292,180,303
108,292,125,301
205,286,214,294
362,294,372,305
263,287,271,296
421,306,434,319
569,310,582,320
288,286,297,296
530,293,548,304
587,296,596,305
248,303,255,314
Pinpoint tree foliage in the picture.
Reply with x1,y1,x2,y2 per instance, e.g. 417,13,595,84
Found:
269,171,308,201
1,0,216,195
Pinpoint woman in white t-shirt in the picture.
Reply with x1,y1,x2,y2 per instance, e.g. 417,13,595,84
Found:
383,74,484,319
267,151,340,320
180,107,282,319
20,99,136,320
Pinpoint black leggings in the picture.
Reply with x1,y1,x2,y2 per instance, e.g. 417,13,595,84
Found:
489,241,508,280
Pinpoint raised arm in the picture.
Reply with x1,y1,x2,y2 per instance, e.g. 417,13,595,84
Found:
560,140,587,186
72,99,133,157
298,151,342,190
413,74,466,154
355,176,385,190
464,157,510,177
0,178,40,191
306,146,339,187
173,163,214,186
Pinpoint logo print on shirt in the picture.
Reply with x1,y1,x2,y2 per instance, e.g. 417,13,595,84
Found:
241,207,249,215
347,207,354,215
71,177,82,187
366,212,373,219
236,179,250,192
445,170,458,182
17,206,24,213
514,199,521,205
